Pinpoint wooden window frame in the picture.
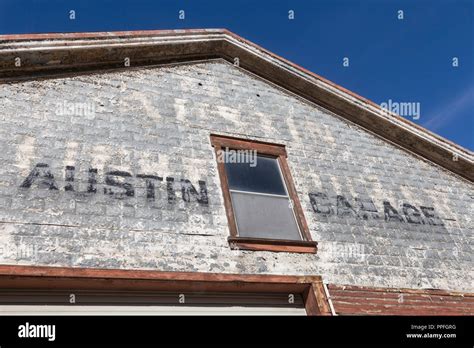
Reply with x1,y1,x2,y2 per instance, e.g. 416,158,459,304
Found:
210,134,317,254
0,265,331,316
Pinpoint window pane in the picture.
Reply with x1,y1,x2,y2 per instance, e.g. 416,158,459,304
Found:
231,192,301,240
224,155,287,195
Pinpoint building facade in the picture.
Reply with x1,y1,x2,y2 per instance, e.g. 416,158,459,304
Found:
0,29,472,315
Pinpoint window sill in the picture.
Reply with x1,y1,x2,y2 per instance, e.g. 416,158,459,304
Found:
228,237,318,254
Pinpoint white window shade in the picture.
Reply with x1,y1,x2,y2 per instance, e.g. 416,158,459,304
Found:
231,191,301,240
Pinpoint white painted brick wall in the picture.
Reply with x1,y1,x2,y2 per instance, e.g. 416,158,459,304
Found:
0,60,472,291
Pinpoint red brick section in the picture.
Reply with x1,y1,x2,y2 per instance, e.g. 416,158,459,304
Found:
328,284,474,316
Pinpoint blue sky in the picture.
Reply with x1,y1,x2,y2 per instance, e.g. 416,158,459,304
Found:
1,0,473,150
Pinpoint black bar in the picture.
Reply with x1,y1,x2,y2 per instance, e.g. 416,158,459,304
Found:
0,316,472,346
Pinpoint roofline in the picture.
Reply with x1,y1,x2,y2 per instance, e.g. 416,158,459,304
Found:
0,29,472,181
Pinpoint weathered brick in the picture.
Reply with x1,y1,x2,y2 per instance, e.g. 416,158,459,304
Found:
0,61,472,292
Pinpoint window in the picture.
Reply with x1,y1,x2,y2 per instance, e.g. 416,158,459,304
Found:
211,135,317,253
